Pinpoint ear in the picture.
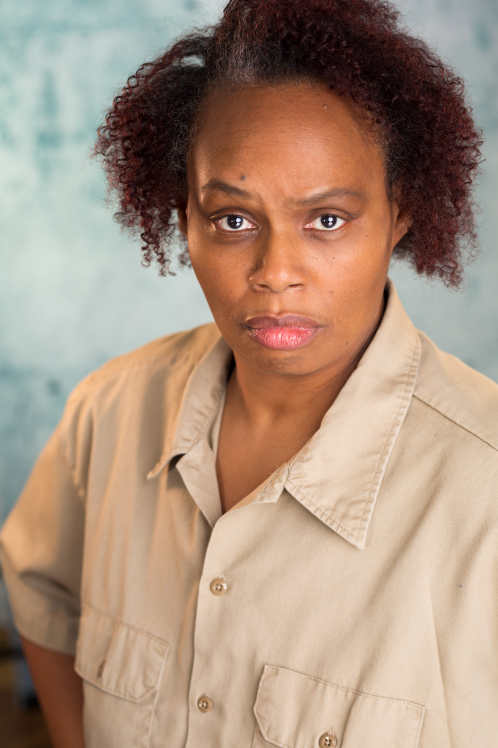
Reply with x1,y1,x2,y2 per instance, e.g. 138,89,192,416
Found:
176,196,188,236
391,203,412,249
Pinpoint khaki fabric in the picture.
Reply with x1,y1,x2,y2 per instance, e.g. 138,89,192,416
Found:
1,281,498,748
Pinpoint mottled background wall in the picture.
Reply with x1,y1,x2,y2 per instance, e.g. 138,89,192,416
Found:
0,0,497,620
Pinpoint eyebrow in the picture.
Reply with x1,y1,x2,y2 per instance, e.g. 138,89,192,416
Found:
201,179,364,204
201,179,252,198
295,188,365,205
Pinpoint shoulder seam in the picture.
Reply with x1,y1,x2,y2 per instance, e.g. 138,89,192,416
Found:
71,333,217,394
77,352,183,386
412,394,498,453
57,428,87,504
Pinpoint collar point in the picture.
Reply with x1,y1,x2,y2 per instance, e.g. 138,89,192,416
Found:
146,465,162,481
146,454,171,481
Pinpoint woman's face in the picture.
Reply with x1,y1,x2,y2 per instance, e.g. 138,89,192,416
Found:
179,82,410,378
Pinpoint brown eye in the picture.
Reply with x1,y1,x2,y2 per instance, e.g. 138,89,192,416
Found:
216,214,255,231
226,215,244,229
304,214,346,231
321,214,338,228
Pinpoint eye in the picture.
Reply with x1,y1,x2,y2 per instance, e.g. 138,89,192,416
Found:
216,214,256,231
304,214,347,231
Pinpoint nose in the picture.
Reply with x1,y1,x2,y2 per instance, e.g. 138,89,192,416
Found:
248,232,309,293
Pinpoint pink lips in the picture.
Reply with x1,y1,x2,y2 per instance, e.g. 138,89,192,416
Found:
245,314,321,350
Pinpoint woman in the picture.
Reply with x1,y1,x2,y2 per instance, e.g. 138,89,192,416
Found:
0,0,494,746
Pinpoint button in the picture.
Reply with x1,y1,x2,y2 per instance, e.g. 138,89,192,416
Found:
210,578,227,596
319,733,337,748
97,659,106,679
197,695,213,713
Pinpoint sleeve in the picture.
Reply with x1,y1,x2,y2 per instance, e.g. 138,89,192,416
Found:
0,424,85,655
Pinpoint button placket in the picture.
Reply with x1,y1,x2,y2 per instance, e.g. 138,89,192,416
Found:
185,511,250,745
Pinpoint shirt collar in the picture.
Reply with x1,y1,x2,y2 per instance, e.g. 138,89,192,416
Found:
146,335,233,479
147,280,421,549
283,281,421,548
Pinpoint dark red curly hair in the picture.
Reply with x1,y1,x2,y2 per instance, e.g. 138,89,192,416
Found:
95,0,483,287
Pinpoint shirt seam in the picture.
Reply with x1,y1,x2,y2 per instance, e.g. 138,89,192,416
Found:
146,652,168,748
80,601,170,647
168,389,224,460
58,430,87,503
71,328,220,394
284,483,360,544
412,394,498,453
263,665,426,710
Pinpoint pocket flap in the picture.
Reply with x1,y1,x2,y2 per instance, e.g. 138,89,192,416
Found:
254,666,425,748
75,605,169,702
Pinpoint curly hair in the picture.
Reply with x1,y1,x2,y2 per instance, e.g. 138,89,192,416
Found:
95,0,483,287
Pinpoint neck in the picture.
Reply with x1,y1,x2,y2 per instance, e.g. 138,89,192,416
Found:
230,355,348,428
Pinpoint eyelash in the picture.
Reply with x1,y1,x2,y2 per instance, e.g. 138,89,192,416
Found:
214,213,347,232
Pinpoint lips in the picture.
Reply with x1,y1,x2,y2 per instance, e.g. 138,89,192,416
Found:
244,314,321,350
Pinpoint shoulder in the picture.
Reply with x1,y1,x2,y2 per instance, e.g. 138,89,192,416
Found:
55,323,222,490
81,322,220,385
72,323,219,397
61,322,221,434
413,331,498,453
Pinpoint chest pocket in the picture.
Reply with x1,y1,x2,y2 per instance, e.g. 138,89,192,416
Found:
253,665,425,748
75,604,170,748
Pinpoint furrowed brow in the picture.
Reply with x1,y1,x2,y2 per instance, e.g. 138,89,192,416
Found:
200,181,364,205
296,189,364,206
201,179,252,198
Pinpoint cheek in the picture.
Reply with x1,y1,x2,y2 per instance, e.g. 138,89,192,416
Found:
322,220,392,284
313,234,391,329
188,230,250,303
188,244,242,320
314,244,385,298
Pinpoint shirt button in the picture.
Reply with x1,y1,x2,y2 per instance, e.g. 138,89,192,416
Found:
197,695,213,713
319,733,337,748
210,578,227,596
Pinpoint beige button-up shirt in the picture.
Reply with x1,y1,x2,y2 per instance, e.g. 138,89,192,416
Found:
1,282,498,748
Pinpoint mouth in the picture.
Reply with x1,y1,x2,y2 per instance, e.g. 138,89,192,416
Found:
244,314,322,351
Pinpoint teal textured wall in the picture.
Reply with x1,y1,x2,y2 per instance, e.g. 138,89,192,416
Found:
0,0,497,530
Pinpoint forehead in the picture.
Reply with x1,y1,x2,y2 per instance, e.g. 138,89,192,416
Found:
190,82,385,189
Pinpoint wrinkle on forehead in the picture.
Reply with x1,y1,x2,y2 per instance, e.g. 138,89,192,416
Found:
194,80,385,161
189,82,387,201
